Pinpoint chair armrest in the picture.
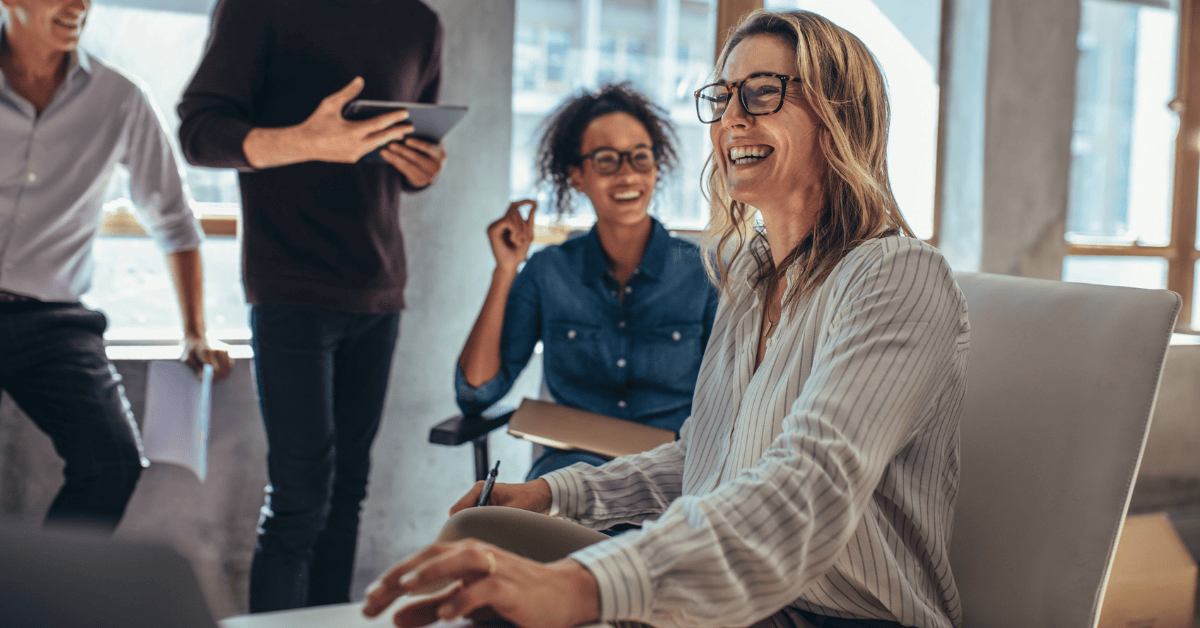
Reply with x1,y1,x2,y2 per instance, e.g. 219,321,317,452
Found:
429,405,516,446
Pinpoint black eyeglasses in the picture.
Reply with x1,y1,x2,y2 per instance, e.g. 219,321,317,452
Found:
579,146,656,175
694,73,803,124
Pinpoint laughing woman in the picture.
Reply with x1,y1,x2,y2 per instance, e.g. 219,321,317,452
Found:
454,83,719,481
367,10,968,628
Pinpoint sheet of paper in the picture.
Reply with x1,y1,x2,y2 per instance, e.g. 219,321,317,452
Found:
141,361,212,481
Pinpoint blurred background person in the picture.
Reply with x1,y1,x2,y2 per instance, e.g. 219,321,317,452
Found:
177,0,447,613
0,0,231,534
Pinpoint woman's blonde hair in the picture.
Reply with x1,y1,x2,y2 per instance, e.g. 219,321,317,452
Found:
702,9,913,305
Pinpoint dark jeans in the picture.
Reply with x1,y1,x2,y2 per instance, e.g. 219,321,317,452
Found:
0,302,146,533
248,304,400,613
525,447,609,481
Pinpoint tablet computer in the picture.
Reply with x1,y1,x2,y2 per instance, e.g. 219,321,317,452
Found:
342,100,468,164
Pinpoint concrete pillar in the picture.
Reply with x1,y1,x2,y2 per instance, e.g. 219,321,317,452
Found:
938,0,1080,279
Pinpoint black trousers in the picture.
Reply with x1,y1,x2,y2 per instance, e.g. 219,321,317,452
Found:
0,302,145,533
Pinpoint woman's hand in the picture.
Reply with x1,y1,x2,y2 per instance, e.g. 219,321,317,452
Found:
362,539,601,628
487,200,537,273
449,479,552,516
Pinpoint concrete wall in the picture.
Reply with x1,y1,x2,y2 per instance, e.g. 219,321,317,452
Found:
1137,341,1200,486
938,0,1079,278
0,0,532,619
5,0,1200,618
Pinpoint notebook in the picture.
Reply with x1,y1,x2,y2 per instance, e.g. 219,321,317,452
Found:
506,398,677,459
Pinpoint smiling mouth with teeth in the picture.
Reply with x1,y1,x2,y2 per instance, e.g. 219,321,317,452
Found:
729,146,773,165
612,190,641,201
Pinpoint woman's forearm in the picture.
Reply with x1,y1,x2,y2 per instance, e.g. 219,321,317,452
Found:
458,266,520,387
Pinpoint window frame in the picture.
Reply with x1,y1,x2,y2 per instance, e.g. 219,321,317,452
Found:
90,0,238,239
100,204,238,237
1064,0,1200,331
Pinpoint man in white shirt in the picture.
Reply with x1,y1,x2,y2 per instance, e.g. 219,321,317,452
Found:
0,0,232,532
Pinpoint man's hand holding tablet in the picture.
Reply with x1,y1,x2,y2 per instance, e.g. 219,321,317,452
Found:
342,99,467,187
241,77,464,189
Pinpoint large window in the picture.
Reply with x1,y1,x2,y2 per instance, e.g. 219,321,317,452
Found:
78,2,248,341
765,0,942,241
1064,0,1199,330
512,0,718,231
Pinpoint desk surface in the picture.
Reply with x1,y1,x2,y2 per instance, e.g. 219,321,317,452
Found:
220,603,612,628
220,602,466,628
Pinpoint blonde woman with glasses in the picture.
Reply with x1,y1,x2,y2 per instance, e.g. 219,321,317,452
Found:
365,11,969,628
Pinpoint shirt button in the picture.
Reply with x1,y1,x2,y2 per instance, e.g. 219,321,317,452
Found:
617,400,627,409
26,172,37,183
618,321,626,328
567,329,576,339
672,331,682,341
624,285,633,294
616,358,626,368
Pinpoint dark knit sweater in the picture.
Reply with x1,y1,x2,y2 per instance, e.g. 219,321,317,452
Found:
178,0,442,312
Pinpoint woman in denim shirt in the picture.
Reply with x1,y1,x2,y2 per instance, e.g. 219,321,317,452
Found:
456,84,719,480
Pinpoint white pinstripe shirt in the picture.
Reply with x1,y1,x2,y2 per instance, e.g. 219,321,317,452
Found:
0,40,202,302
543,236,969,628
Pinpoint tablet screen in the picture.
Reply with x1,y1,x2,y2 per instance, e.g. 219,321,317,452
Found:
342,100,468,164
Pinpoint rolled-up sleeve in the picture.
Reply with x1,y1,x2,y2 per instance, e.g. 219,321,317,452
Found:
454,260,543,415
123,84,202,253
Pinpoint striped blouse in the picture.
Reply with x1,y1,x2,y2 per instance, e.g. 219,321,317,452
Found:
542,236,969,628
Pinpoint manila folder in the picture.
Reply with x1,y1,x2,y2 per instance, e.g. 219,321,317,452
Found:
506,398,676,459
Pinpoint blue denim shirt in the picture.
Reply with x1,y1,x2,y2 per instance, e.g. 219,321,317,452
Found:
455,218,718,434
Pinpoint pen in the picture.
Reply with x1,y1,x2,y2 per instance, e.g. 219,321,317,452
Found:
476,460,500,507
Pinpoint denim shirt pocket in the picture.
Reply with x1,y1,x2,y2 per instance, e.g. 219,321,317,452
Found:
543,321,608,385
634,322,706,390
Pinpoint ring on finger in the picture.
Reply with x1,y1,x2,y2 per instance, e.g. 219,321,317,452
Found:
485,551,497,577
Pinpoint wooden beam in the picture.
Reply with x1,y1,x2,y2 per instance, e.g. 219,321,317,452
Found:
928,0,954,249
1066,243,1177,257
1168,0,1200,329
715,0,763,63
99,212,238,238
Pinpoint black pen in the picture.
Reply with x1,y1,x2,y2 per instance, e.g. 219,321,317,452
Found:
476,460,500,507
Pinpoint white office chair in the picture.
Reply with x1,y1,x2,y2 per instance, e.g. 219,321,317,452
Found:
950,273,1180,628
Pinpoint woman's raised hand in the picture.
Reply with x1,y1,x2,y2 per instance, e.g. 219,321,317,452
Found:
487,199,537,272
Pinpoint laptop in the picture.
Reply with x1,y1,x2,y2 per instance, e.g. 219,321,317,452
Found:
0,523,486,628
0,523,218,628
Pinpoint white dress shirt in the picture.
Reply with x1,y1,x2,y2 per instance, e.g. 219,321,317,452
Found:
543,236,970,628
0,38,202,302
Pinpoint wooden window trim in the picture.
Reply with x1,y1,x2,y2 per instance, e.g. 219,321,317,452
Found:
1064,0,1200,332
99,205,239,238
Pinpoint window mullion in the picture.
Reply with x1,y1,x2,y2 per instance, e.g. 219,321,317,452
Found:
1169,0,1200,328
715,0,763,62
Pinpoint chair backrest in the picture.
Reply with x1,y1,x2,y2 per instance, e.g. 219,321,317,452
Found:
950,273,1180,628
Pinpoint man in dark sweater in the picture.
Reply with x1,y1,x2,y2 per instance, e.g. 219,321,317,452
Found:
177,0,445,613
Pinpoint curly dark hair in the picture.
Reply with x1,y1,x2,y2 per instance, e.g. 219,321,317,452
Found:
536,82,679,217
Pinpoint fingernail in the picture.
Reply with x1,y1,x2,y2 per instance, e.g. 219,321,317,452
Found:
399,571,418,587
